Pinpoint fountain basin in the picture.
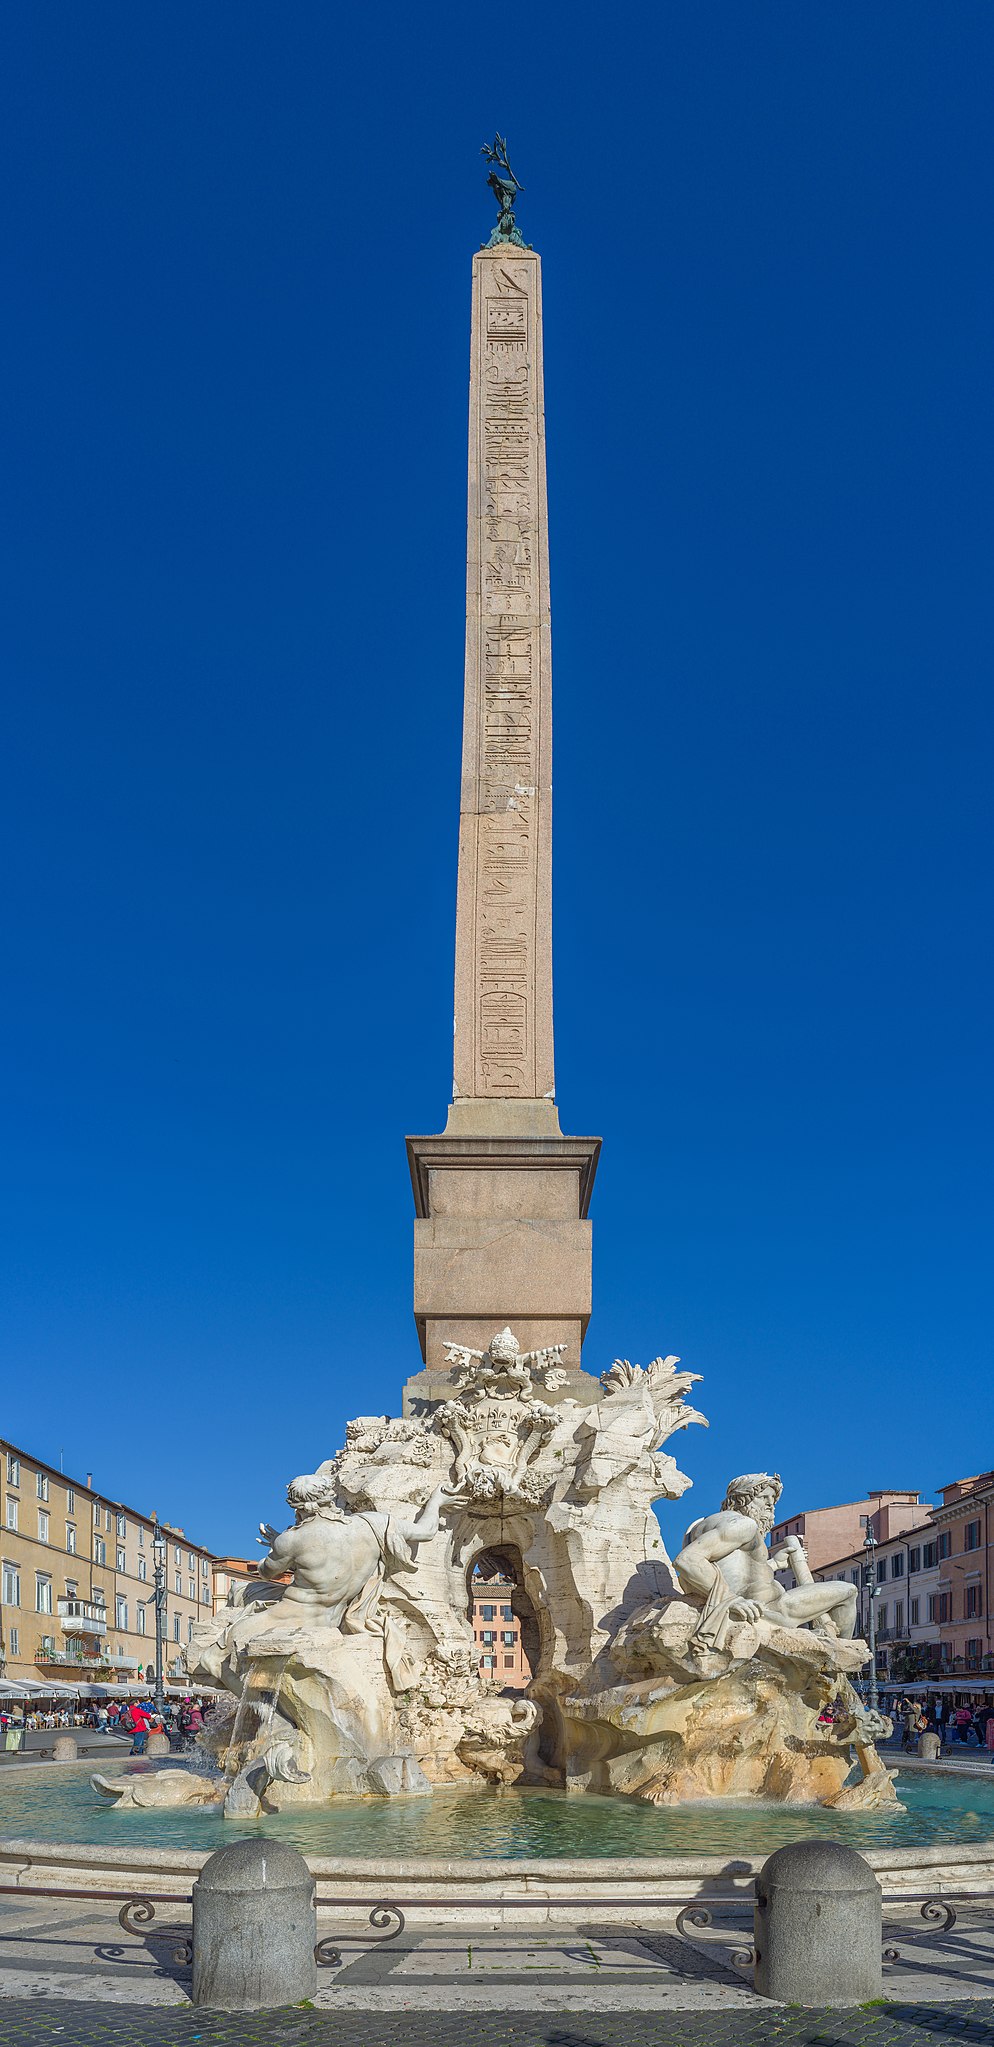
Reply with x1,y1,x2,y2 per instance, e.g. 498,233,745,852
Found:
2,1762,994,1924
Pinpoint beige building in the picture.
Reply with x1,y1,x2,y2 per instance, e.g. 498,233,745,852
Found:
812,1526,941,1685
1,1438,216,1691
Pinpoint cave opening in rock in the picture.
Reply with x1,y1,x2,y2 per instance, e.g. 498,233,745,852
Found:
468,1545,539,1693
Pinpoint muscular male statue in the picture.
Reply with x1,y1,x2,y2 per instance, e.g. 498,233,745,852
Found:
673,1473,859,1643
257,1474,455,1630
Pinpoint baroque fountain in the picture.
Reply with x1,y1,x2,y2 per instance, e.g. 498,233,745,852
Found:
94,1326,897,1821
92,167,903,1834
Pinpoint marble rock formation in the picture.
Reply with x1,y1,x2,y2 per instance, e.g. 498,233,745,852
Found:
561,1473,898,1808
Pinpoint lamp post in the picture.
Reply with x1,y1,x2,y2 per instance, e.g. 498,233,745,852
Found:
861,1516,879,1712
151,1521,167,1721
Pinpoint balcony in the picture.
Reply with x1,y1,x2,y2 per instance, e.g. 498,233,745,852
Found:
105,1652,139,1671
58,1602,105,1636
36,1646,104,1667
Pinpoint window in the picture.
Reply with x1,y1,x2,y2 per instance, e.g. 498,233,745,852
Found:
137,1556,147,1582
922,1540,938,1568
174,1546,181,1566
936,1592,951,1624
9,1627,18,1657
876,1560,886,1582
66,1488,75,1514
966,1584,982,1618
501,1605,513,1621
501,1630,516,1645
938,1531,951,1559
2,1563,20,1605
890,1554,904,1578
188,1579,195,1601
173,1615,181,1642
65,1579,77,1598
94,1505,101,1530
174,1573,182,1595
66,1524,76,1554
909,1547,921,1573
6,1498,18,1532
94,1537,106,1565
5,1455,19,1487
188,1618,194,1643
116,1547,126,1571
116,1514,126,1540
878,1603,888,1630
965,1521,982,1552
137,1526,144,1549
910,1598,920,1625
504,1654,515,1668
37,1511,49,1543
480,1604,495,1621
482,1630,495,1644
137,1605,146,1635
967,1637,983,1660
36,1473,49,1501
115,1596,128,1631
35,1574,52,1614
894,1600,904,1633
481,1654,495,1669
187,1552,194,1572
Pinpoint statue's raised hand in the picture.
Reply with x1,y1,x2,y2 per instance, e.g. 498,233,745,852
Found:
257,1520,279,1547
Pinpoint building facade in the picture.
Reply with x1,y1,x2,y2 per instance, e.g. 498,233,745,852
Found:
929,1472,994,1676
770,1488,929,1576
471,1575,531,1689
812,1526,941,1684
1,1439,216,1690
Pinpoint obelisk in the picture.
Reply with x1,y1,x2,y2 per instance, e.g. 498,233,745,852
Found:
406,147,600,1395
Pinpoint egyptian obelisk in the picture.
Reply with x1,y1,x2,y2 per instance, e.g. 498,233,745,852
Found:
406,145,600,1395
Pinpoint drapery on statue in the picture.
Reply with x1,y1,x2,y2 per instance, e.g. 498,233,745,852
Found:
673,1472,859,1650
480,134,528,249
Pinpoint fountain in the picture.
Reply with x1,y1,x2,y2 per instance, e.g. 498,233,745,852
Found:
92,1326,897,1820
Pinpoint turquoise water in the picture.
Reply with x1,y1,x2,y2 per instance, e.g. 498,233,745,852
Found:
2,1763,994,1859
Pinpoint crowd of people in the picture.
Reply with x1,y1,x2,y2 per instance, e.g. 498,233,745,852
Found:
0,1695,212,1755
882,1694,994,1761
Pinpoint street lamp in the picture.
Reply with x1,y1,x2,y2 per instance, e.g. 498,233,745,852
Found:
861,1516,879,1713
151,1521,167,1720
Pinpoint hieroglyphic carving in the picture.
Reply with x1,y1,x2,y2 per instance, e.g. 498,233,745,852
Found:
456,254,551,1099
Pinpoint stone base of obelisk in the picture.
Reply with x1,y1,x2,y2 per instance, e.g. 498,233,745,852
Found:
405,1107,600,1383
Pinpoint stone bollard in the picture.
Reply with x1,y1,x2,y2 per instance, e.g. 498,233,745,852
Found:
52,1737,78,1762
192,1837,316,2011
754,1839,882,2006
146,1731,171,1758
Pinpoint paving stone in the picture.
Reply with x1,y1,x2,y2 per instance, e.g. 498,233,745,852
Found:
2,1998,994,2046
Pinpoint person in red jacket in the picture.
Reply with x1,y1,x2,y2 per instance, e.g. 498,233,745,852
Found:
129,1702,152,1755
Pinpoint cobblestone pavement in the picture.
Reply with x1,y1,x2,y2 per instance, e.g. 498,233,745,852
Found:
3,1998,994,2044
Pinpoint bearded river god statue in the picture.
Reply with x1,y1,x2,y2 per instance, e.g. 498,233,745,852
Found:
101,1331,895,1816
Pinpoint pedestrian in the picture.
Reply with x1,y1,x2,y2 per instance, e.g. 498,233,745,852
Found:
901,1699,919,1753
128,1701,152,1756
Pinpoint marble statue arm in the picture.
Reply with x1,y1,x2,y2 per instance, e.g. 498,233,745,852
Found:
258,1526,299,1581
395,1483,459,1548
770,1533,814,1586
673,1513,763,1617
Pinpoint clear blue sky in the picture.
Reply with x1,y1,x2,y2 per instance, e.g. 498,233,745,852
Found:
2,5,991,1558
